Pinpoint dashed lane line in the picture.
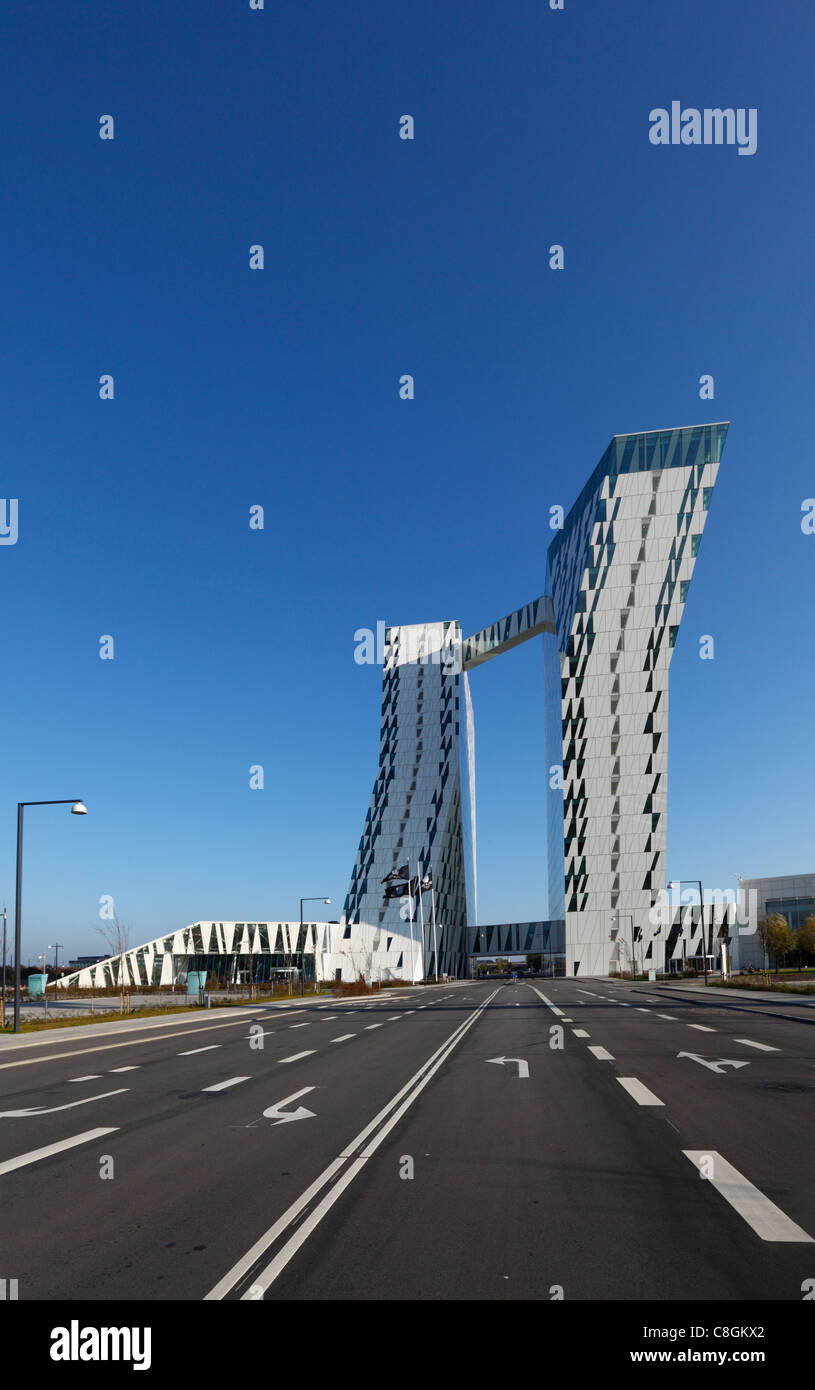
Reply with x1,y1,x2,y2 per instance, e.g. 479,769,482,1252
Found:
617,1077,664,1107
179,1046,221,1056
278,1051,316,1064
0,1129,119,1176
588,1046,615,1061
683,1151,813,1242
734,1038,780,1052
202,1077,250,1093
330,1035,355,1043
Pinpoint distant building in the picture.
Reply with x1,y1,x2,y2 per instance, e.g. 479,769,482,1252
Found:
735,873,815,969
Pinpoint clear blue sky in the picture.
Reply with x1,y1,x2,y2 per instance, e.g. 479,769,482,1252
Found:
2,0,812,963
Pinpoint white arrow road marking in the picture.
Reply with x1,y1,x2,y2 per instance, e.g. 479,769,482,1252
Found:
684,1151,813,1242
0,1128,119,1175
678,1052,750,1074
486,1057,529,1078
263,1087,316,1126
0,1088,129,1119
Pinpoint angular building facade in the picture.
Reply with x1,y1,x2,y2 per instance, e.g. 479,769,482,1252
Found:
337,621,475,981
545,422,729,975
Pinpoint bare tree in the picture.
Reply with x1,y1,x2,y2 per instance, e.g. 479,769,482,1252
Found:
95,916,131,1014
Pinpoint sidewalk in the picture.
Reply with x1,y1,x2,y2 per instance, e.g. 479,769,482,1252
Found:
643,980,815,1008
0,984,418,1052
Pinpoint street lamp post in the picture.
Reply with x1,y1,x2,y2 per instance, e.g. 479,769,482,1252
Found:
670,880,707,986
299,897,330,996
14,801,87,1034
1,906,6,1028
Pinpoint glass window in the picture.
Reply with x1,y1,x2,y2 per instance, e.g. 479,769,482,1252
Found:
691,535,701,557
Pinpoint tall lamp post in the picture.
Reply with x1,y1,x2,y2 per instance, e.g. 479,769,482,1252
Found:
14,801,87,1033
670,880,707,986
299,897,330,996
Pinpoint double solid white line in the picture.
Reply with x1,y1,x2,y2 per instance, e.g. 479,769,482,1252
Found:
205,988,500,1301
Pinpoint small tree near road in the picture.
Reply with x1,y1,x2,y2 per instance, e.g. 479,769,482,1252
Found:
95,916,131,1014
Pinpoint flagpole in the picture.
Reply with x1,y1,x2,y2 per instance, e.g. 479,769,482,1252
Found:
430,881,439,982
417,861,426,985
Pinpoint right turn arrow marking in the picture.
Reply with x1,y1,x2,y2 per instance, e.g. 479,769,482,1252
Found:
263,1087,317,1125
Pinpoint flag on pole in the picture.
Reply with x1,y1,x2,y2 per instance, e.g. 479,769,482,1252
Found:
382,865,409,884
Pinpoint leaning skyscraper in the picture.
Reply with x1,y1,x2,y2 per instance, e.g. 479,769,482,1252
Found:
544,423,730,975
332,421,729,983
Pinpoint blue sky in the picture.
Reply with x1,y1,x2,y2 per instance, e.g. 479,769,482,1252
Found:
2,0,812,962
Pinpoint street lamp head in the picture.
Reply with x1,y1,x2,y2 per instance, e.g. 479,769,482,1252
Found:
324,898,331,905
71,802,87,815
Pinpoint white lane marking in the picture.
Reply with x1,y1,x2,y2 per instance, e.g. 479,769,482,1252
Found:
245,1030,275,1040
68,1075,102,1082
635,1008,651,1013
550,1007,565,1017
735,1038,780,1052
289,1023,311,1030
683,1151,813,1242
619,1003,631,1007
330,1034,355,1043
588,1046,614,1061
179,1045,222,1055
657,1014,678,1021
678,1051,750,1073
0,1011,280,1072
320,1017,338,1022
688,1024,716,1033
0,1088,129,1119
278,1051,316,1064
0,1128,119,1175
617,1077,665,1106
576,990,602,997
386,1016,401,1021
572,1029,590,1038
404,1010,415,1015
561,1017,574,1023
203,1077,250,1093
205,989,500,1301
365,1024,384,1030
109,1066,140,1072
486,1056,529,1078
263,1087,316,1126
537,992,553,1005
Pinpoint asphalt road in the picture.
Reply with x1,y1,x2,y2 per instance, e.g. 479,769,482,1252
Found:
1,979,813,1301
